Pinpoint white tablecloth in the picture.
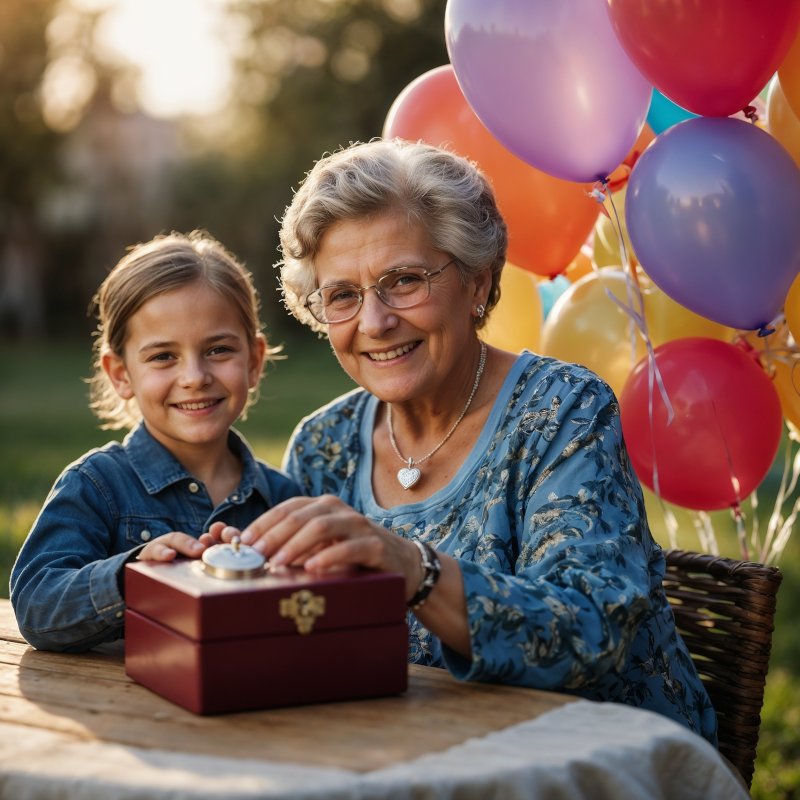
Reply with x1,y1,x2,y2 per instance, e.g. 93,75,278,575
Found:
0,700,748,800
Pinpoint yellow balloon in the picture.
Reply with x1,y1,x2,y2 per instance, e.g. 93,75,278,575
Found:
741,322,800,429
481,262,543,354
778,25,800,121
785,272,800,344
767,76,800,168
540,269,646,397
772,356,800,430
642,277,734,348
592,185,637,269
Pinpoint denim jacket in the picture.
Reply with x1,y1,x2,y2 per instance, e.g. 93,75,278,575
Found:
10,423,302,652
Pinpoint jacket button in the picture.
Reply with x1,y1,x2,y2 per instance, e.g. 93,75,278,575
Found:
116,611,124,619
140,529,151,541
230,493,239,502
188,482,200,493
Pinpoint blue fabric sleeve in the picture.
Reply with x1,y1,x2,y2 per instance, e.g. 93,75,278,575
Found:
10,466,132,652
441,383,653,690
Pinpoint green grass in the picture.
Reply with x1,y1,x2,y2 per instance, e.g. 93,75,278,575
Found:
1,340,797,797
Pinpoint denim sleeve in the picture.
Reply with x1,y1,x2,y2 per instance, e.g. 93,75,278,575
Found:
10,465,139,652
441,384,653,690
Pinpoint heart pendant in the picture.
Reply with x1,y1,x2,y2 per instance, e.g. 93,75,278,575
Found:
397,466,421,490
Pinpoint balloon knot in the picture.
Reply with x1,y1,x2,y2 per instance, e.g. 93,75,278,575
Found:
742,105,759,124
757,325,776,338
589,182,607,204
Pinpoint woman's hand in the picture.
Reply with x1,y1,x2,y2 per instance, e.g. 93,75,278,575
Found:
137,532,206,562
220,496,425,601
209,497,471,657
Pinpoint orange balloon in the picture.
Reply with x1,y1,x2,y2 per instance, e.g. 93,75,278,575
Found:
481,263,543,353
778,24,800,121
564,246,594,282
383,66,599,277
541,269,647,397
767,76,800,169
607,124,655,191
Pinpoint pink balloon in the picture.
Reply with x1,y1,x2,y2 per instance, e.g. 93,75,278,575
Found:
445,0,651,183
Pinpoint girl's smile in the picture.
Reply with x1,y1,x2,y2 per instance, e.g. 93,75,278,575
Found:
102,281,265,470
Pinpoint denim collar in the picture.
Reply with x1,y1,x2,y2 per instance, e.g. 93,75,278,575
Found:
123,422,273,505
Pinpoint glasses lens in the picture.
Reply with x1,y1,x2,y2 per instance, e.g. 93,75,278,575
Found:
377,267,430,308
309,285,361,323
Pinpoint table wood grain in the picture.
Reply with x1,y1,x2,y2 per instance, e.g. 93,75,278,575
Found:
0,599,575,772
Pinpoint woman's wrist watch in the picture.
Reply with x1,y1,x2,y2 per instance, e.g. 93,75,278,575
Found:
408,539,441,610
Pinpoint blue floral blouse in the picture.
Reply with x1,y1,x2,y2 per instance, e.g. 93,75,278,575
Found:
283,352,717,744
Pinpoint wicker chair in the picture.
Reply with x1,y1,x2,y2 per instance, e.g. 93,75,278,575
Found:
662,549,783,788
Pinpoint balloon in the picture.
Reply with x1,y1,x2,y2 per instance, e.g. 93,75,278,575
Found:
772,357,800,431
779,23,800,120
642,279,734,349
647,89,698,135
606,0,800,117
767,76,800,168
481,263,543,353
741,323,800,430
383,66,599,277
564,246,594,283
593,185,636,269
592,227,621,269
537,275,571,321
626,117,800,330
607,123,656,192
785,273,800,344
541,269,646,397
619,338,783,511
445,0,651,182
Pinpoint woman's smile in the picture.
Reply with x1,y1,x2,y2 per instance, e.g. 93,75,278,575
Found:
365,342,420,362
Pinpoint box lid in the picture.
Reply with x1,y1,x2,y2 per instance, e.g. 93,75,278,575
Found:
125,560,406,642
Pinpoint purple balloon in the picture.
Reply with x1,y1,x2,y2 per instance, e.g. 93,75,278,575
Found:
626,117,800,331
445,0,651,183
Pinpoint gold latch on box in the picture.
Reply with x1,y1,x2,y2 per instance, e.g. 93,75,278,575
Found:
279,589,326,634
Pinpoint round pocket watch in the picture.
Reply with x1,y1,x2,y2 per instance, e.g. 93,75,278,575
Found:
200,536,266,580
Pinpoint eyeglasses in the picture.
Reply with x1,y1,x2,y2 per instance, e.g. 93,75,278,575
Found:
305,259,456,324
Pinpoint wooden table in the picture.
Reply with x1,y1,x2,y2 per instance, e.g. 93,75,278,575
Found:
0,599,748,799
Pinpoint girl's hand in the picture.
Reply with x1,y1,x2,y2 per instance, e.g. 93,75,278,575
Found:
137,532,206,562
198,521,228,548
237,495,424,602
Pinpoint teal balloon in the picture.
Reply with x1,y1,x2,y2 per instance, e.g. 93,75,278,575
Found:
538,275,571,320
647,89,697,135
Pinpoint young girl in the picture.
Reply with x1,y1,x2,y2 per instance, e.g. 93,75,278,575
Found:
10,231,302,652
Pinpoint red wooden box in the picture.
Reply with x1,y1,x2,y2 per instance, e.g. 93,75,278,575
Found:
124,560,408,714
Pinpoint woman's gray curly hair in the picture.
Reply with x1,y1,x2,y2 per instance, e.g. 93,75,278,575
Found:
277,139,508,334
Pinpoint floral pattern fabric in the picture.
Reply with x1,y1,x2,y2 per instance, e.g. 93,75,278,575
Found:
283,353,717,744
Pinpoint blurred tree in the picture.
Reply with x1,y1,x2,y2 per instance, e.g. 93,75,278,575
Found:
168,0,449,341
0,0,61,337
0,0,449,342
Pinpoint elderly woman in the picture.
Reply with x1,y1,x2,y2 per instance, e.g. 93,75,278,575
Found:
217,139,716,743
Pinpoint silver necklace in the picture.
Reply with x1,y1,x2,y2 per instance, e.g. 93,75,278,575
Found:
387,342,487,490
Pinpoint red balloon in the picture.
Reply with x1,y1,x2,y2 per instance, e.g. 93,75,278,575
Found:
605,0,800,116
619,338,782,511
383,65,599,277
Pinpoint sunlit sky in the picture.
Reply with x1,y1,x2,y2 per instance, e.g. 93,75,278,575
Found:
72,0,234,118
